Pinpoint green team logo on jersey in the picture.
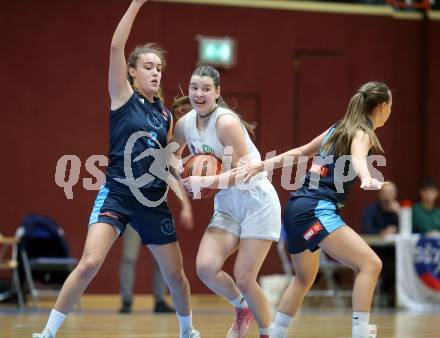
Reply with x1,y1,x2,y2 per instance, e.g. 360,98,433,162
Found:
202,144,215,154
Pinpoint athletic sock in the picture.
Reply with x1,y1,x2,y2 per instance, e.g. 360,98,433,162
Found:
352,312,370,328
45,309,66,336
230,294,248,308
177,312,193,337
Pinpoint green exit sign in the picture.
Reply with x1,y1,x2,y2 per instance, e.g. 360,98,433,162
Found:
197,36,236,68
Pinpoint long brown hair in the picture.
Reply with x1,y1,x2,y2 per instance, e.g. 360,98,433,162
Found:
173,65,256,138
127,43,167,101
321,81,390,158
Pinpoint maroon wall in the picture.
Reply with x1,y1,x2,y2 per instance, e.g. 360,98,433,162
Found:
1,0,439,293
426,20,440,183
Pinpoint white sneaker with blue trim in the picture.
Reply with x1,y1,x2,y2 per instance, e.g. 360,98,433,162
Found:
181,328,201,338
353,323,377,338
32,328,54,338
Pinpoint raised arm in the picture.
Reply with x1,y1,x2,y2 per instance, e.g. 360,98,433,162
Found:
109,0,148,109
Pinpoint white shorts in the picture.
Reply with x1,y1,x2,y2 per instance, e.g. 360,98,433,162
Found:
209,179,281,241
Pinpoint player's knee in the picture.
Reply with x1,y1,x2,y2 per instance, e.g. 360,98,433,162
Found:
196,261,218,283
165,269,187,289
234,272,254,294
359,254,382,278
368,255,383,277
77,257,102,280
294,272,316,290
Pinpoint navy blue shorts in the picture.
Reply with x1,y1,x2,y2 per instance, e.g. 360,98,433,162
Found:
88,185,177,245
283,197,345,254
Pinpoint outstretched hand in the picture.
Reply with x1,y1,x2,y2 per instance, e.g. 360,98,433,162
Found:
237,162,264,182
360,177,386,190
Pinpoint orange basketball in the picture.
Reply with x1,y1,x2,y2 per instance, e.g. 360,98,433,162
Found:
182,154,222,198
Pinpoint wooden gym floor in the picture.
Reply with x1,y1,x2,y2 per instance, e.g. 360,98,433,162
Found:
1,295,439,338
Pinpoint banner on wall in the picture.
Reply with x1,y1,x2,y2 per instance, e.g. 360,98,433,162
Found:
397,235,440,310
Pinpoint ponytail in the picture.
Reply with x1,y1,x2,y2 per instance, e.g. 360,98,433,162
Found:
321,81,390,157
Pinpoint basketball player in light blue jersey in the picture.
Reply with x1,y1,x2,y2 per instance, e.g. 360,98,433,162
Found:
244,82,392,338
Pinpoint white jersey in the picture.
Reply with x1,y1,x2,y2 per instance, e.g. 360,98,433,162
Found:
182,106,281,241
183,106,261,164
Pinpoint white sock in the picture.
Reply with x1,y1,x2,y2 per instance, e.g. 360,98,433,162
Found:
230,294,248,308
352,312,370,327
45,309,66,336
177,312,193,336
259,327,269,336
269,312,292,338
274,311,293,328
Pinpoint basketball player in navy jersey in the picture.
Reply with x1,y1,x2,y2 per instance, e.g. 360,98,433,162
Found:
243,82,392,338
32,1,200,338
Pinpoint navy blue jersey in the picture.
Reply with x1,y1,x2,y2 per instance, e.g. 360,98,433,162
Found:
292,123,360,208
106,92,171,195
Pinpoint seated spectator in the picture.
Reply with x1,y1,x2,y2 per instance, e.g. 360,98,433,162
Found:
413,178,440,236
362,181,399,235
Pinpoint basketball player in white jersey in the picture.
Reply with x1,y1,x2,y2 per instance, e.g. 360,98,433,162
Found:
173,65,282,338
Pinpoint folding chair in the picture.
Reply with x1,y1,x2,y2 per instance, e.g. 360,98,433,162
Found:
278,228,352,307
16,214,78,307
308,251,352,306
0,233,24,308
